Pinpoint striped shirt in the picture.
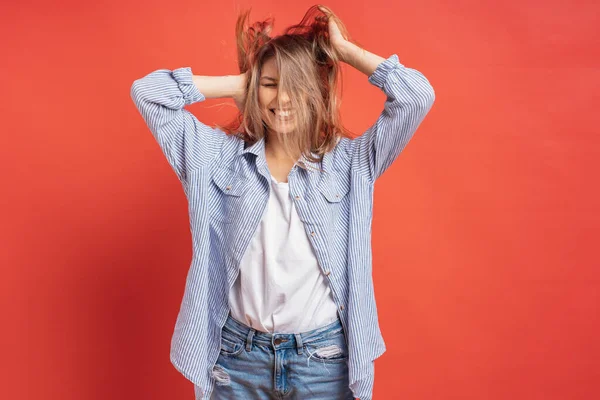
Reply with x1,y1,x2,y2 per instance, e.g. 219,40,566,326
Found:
130,54,435,400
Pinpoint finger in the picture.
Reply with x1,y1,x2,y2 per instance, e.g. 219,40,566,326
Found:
318,5,331,15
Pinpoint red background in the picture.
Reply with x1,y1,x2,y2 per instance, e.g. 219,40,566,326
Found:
1,0,598,399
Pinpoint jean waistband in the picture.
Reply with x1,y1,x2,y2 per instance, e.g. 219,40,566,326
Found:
222,312,344,348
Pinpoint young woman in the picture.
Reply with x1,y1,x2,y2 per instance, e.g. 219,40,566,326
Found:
131,5,435,400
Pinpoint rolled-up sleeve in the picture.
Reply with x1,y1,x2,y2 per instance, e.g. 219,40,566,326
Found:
130,67,226,183
350,54,435,182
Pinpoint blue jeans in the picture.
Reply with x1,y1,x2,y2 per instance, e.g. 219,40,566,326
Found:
196,313,355,399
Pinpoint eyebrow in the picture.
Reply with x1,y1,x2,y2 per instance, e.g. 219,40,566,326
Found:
260,76,278,81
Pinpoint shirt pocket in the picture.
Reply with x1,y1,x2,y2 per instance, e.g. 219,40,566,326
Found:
208,166,248,224
314,174,351,231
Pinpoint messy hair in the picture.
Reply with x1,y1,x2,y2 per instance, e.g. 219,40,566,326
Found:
218,5,355,166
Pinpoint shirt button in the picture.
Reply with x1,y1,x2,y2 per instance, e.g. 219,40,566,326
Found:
311,231,316,237
225,186,232,190
340,305,345,310
324,270,331,276
295,195,300,200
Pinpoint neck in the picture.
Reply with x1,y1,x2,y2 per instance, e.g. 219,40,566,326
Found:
264,132,299,162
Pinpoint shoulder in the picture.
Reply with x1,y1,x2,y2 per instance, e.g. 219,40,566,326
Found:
326,136,353,173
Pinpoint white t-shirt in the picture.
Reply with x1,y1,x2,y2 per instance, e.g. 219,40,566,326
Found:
228,174,339,333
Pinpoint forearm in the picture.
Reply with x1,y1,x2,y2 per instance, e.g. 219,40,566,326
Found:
338,41,386,76
192,74,245,100
349,54,436,182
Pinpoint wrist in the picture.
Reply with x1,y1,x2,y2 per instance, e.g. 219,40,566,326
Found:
232,73,247,109
337,41,360,65
231,73,246,99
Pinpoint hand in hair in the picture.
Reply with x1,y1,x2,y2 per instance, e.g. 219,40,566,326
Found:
317,6,349,62
318,5,385,76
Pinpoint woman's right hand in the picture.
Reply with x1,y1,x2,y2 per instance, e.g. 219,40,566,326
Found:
232,72,248,111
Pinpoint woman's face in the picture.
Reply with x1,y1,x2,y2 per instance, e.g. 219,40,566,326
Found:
258,57,297,135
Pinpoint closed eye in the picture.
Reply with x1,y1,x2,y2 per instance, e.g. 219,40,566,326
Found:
262,84,277,87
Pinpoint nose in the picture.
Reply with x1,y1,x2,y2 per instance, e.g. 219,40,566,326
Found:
277,90,291,106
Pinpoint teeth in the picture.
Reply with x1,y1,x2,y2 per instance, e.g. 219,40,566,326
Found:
274,109,293,117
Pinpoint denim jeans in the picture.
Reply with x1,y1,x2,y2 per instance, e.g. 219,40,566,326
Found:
195,313,355,399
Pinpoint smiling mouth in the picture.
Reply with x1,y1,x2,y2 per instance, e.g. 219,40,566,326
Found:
270,109,295,121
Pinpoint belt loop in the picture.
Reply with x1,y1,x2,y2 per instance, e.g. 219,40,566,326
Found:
246,329,255,352
294,333,303,355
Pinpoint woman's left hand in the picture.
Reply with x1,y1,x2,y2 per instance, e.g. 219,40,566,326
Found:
318,6,349,61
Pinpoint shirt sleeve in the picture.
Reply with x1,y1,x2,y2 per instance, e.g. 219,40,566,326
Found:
350,54,435,182
130,67,226,183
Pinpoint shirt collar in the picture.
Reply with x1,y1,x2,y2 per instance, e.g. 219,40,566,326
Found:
296,153,322,172
240,136,322,172
241,136,265,156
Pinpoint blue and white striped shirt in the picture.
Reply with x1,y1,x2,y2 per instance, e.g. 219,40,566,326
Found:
130,54,435,400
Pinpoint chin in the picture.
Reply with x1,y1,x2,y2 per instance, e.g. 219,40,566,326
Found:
269,123,297,135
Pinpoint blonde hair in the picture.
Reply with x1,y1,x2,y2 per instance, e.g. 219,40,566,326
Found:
218,5,355,166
